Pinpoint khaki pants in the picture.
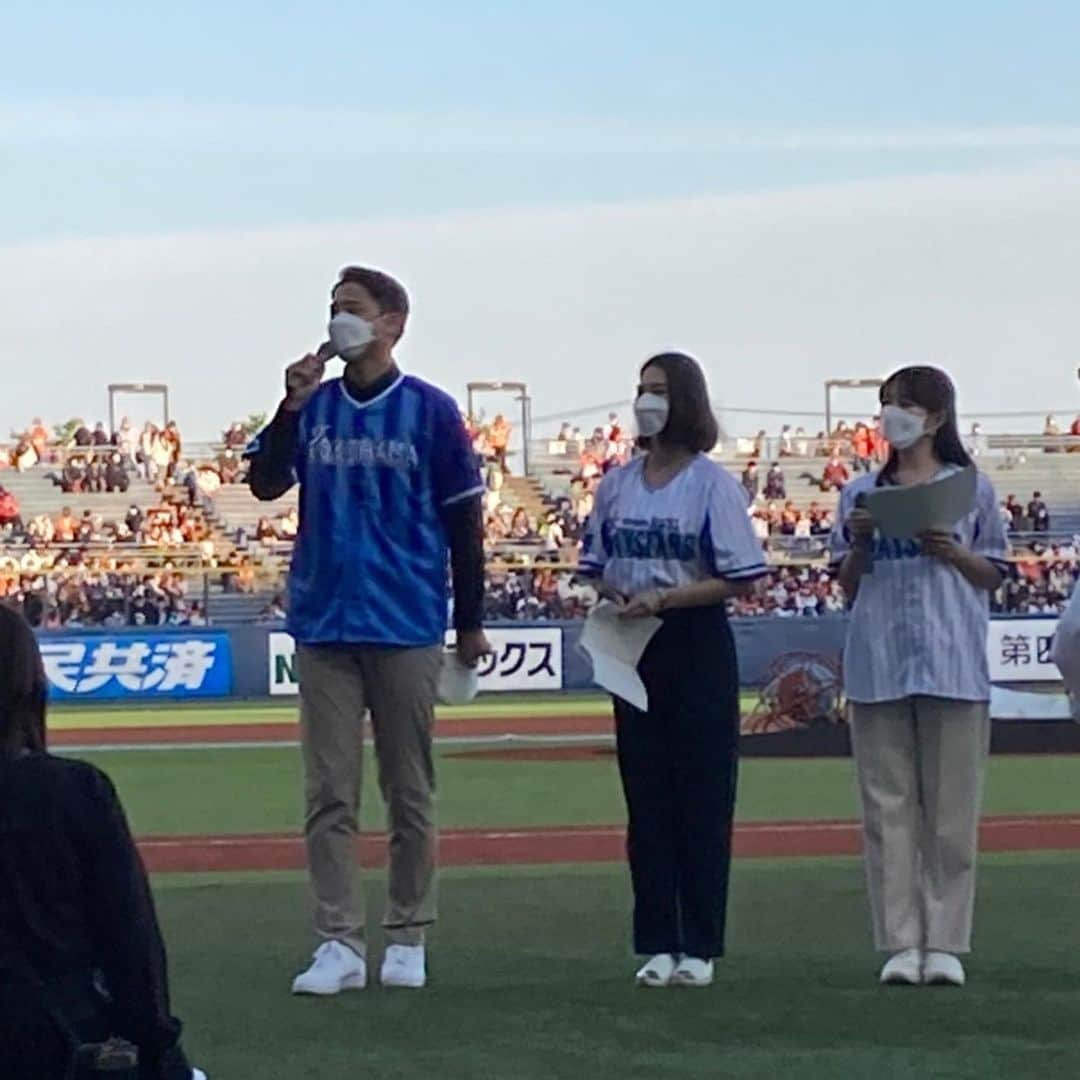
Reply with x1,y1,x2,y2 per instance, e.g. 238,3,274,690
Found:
296,643,442,954
850,697,991,955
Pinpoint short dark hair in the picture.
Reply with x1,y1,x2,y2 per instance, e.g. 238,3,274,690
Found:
334,266,410,315
638,352,719,453
0,605,47,757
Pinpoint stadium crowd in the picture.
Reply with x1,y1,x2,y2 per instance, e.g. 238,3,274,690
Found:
4,408,1080,627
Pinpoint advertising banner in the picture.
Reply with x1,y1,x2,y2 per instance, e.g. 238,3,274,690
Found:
269,628,563,696
40,634,233,701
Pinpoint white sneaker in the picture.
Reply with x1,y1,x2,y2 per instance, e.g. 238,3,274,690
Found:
879,948,923,986
670,956,714,988
291,941,367,995
634,953,678,988
192,1071,208,1080
923,951,966,987
380,944,426,988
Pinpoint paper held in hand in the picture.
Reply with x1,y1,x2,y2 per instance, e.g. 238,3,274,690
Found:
580,600,663,711
862,464,977,539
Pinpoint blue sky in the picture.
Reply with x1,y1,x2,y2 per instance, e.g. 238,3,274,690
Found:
5,1,1080,240
2,2,1079,438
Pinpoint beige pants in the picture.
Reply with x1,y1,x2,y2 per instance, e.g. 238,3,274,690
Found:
850,697,991,955
296,643,442,954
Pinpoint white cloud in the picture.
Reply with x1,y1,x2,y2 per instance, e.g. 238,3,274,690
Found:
4,98,1080,154
1,162,1078,441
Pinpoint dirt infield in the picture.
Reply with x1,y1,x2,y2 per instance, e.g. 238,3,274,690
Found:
52,714,613,747
139,816,1080,873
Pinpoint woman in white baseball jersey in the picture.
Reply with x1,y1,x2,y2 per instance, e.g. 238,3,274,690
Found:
580,352,768,989
830,366,1009,988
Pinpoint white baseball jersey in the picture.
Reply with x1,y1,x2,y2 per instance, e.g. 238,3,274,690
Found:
829,467,1010,704
580,454,768,596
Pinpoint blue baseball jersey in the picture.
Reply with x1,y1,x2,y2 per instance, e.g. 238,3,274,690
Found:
262,374,482,646
829,467,1010,703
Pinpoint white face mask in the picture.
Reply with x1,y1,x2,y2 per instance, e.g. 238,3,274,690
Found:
634,392,669,438
327,312,375,360
881,404,929,450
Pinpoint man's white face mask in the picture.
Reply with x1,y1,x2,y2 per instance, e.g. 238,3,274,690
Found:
327,312,375,361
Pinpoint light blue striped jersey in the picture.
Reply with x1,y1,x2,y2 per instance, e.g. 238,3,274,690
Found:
580,454,768,595
829,467,1010,704
277,374,482,646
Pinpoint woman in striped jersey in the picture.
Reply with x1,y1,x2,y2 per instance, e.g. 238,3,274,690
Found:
830,366,1009,988
579,352,768,988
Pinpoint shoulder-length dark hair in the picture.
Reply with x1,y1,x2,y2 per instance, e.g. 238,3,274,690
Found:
877,365,972,485
638,352,719,454
0,604,48,757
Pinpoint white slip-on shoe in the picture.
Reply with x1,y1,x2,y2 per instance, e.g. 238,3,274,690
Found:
634,953,678,988
192,1070,208,1080
380,944,427,989
291,941,367,995
879,948,923,986
670,957,715,988
923,951,966,987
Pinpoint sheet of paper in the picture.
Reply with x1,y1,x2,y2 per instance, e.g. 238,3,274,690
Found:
580,600,662,710
862,465,977,539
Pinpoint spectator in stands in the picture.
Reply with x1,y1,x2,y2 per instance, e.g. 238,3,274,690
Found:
0,486,21,530
750,509,769,544
277,507,299,539
741,460,760,502
808,501,833,537
28,418,50,463
489,414,512,474
541,509,566,554
115,416,138,467
91,421,110,447
70,420,93,449
794,426,810,457
126,504,145,538
509,507,533,540
1028,491,1050,533
763,463,786,501
1003,494,1025,532
161,421,183,480
224,422,249,450
852,422,874,473
256,516,278,542
604,412,623,444
778,425,794,457
216,448,243,485
259,594,288,622
1044,414,1061,452
8,434,38,472
821,453,850,492
138,422,159,480
53,507,76,545
966,422,988,459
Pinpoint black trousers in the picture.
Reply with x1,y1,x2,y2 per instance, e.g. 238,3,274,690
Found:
614,606,740,960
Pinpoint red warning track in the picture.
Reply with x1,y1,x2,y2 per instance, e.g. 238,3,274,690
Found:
52,714,611,747
137,816,1080,873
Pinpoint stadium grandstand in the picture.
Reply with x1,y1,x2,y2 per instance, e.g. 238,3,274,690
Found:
3,401,1080,629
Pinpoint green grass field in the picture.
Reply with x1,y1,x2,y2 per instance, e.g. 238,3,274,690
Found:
68,745,1080,836
48,699,1080,1077
161,857,1080,1079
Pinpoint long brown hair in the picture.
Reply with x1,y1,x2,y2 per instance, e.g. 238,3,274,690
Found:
877,365,972,486
0,604,48,757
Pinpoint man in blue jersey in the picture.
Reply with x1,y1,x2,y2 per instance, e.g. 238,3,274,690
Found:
247,266,489,994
